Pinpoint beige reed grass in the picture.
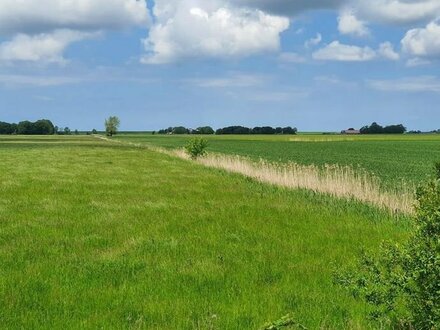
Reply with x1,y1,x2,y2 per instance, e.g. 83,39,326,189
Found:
171,149,414,215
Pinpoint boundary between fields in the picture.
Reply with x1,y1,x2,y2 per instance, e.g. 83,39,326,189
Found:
94,135,414,215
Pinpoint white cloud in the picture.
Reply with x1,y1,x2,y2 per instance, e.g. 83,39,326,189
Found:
313,41,401,62
141,1,289,64
402,20,440,58
304,33,322,48
313,41,376,61
0,0,149,64
337,10,369,37
0,30,97,64
0,0,149,35
378,42,400,61
368,76,440,93
355,0,440,25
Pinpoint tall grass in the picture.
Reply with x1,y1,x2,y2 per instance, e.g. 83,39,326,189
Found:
171,150,414,215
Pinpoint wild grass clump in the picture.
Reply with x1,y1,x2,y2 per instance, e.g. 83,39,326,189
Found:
184,137,208,160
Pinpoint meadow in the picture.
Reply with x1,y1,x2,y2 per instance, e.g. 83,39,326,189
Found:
0,135,413,329
116,133,440,189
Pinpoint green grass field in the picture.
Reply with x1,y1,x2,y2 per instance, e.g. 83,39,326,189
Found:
115,133,440,189
0,135,412,329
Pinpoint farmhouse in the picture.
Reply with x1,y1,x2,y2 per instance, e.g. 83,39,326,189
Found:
341,128,361,135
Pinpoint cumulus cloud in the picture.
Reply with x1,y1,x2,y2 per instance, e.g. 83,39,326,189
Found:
313,41,401,62
402,20,440,58
142,1,289,64
378,42,400,61
0,0,149,64
313,41,376,61
0,0,149,35
337,10,369,37
355,0,440,25
0,30,97,64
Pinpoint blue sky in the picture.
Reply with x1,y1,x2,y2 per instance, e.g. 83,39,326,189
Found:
0,0,439,131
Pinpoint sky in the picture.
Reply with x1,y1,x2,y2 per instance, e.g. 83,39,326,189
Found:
0,0,439,132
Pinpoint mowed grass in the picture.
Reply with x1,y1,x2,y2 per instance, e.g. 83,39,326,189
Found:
0,136,410,329
116,134,440,189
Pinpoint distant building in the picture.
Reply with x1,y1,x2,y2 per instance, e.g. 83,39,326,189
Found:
341,128,361,135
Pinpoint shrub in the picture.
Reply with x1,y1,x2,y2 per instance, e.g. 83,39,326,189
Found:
335,165,440,328
185,137,208,160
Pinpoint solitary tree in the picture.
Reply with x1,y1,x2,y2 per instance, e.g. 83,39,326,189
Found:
105,116,120,136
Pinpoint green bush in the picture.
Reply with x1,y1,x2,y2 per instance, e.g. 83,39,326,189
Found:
335,168,440,329
185,137,208,160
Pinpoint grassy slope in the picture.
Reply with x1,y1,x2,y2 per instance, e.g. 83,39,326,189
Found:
116,134,440,188
0,136,409,329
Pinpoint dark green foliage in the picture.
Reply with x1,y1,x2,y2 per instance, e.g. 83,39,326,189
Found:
185,137,208,159
335,171,440,328
215,126,252,134
195,126,215,134
157,125,297,135
92,129,98,134
360,122,406,134
12,119,55,135
172,126,189,134
0,121,17,134
216,126,297,135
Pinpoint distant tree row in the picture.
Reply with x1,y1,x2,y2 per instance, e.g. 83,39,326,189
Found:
216,126,297,135
0,120,87,135
0,119,55,135
408,129,440,134
156,125,298,135
360,122,407,134
157,126,215,135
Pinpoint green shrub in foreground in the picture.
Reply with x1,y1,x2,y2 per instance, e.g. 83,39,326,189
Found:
185,137,208,159
335,167,440,329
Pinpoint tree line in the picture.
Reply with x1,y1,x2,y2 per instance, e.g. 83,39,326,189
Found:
360,122,407,134
0,119,55,135
156,125,298,135
0,119,86,135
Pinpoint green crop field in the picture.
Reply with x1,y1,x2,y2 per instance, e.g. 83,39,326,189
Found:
116,134,440,189
0,135,412,329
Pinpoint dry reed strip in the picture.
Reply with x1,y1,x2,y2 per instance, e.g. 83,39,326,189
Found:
95,135,414,214
170,150,414,214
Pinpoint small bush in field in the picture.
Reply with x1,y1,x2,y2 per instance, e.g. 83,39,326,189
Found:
185,137,208,160
334,164,440,329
